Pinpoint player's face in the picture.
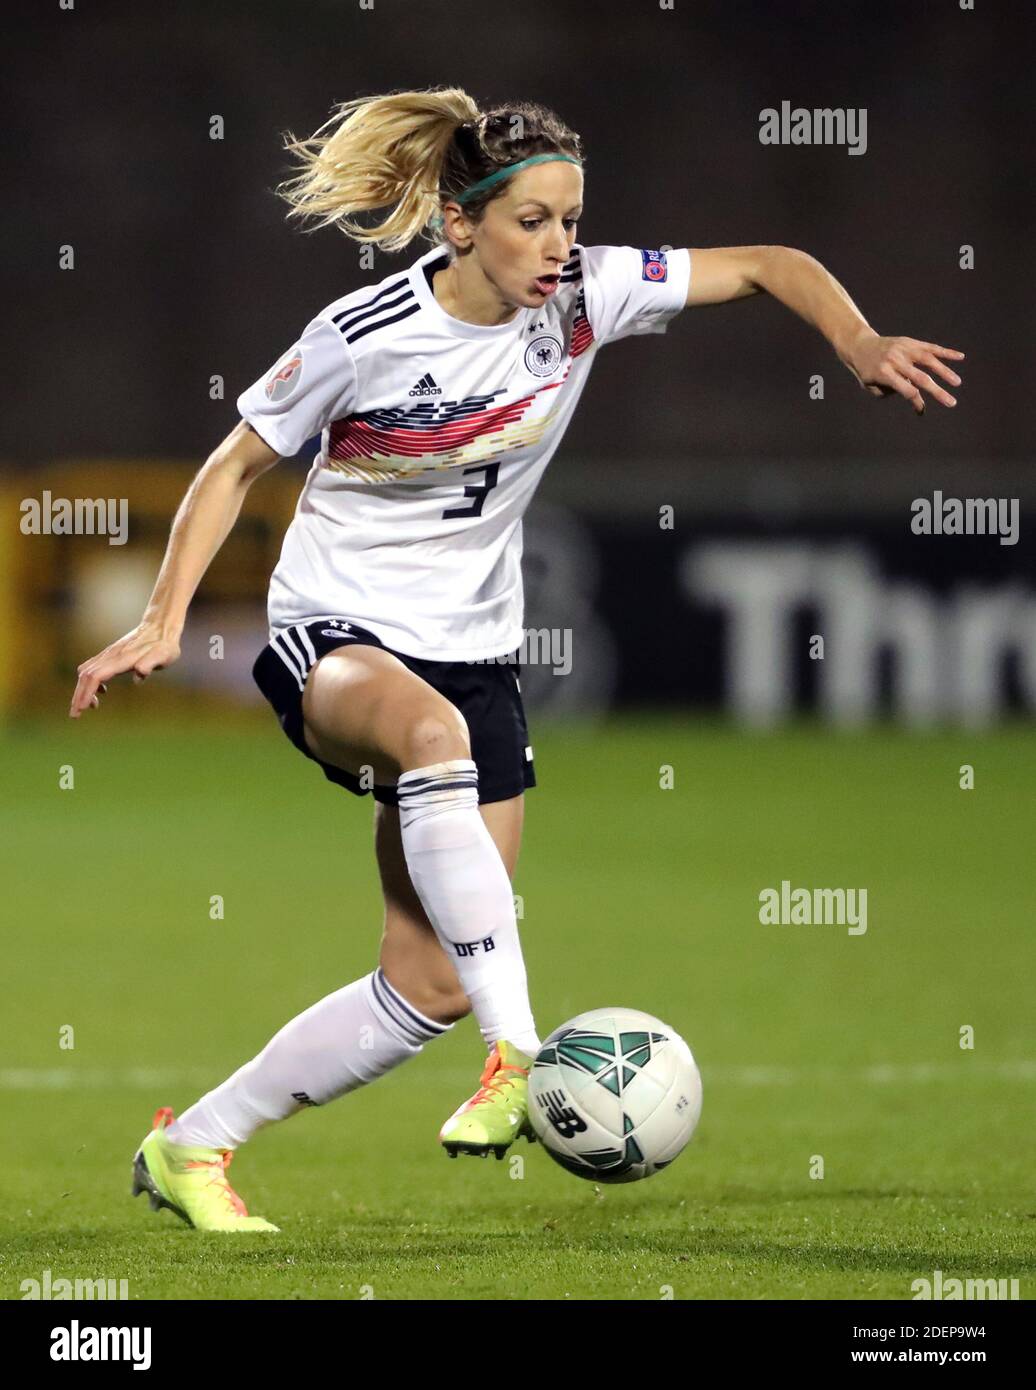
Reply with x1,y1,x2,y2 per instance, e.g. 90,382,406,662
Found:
469,163,584,308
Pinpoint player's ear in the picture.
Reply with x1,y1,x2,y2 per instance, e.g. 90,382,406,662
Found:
441,202,474,250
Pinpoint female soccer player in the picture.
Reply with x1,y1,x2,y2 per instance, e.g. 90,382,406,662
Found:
70,88,963,1231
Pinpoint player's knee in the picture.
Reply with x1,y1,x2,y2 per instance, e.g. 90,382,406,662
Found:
398,707,471,771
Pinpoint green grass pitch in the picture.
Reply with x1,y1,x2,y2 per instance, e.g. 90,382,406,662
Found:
2,716,1033,1300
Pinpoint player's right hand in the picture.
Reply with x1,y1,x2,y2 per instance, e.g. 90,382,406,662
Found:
69,621,182,718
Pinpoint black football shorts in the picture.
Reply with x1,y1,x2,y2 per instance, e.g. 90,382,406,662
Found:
252,618,536,806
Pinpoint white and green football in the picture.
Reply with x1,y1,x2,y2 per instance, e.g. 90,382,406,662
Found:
529,1008,703,1183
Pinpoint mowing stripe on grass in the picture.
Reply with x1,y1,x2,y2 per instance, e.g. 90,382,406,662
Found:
2,1061,1033,1090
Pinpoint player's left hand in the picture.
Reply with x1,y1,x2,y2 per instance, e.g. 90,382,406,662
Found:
840,330,964,415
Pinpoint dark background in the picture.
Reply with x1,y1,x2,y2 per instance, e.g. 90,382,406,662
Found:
7,0,1033,472
6,0,1033,725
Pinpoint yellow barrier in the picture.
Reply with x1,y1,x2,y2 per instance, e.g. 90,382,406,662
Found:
3,462,308,721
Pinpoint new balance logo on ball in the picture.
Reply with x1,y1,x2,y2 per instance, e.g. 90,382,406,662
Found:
408,372,442,396
539,1089,587,1139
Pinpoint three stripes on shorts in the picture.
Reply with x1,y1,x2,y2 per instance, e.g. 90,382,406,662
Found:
270,624,340,692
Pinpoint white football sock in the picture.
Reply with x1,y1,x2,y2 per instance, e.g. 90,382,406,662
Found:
396,759,540,1057
165,969,450,1150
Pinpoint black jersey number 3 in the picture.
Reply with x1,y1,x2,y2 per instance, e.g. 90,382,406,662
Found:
442,462,500,520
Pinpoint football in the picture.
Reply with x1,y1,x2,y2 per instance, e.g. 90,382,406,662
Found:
528,1008,703,1183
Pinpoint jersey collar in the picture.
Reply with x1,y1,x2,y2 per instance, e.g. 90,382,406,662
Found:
409,245,531,341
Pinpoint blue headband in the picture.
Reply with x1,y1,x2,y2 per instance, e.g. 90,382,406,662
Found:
454,153,582,205
429,152,582,228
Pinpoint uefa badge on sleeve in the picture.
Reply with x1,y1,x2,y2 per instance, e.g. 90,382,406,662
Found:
265,350,303,401
640,249,668,282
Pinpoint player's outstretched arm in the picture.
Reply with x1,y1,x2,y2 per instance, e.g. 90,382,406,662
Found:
681,244,965,415
69,421,281,718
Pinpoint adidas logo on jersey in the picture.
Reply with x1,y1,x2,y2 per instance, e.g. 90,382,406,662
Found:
408,373,442,397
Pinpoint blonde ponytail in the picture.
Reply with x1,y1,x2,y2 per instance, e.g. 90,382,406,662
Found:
277,87,481,253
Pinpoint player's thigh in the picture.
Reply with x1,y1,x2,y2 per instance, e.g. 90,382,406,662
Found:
376,794,526,1015
301,644,470,784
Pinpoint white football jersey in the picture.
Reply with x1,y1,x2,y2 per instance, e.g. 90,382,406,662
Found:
237,242,690,660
